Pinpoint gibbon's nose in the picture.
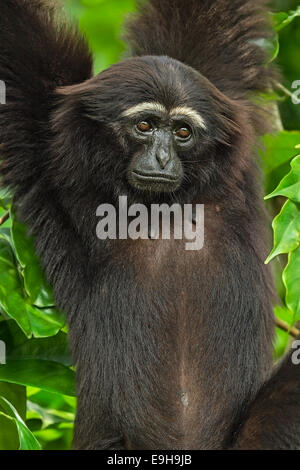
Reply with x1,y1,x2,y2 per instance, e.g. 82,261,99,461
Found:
156,147,171,169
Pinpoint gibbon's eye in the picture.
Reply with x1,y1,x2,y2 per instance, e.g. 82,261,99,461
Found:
136,121,153,133
175,126,192,140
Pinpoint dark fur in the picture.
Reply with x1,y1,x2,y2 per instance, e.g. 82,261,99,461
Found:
0,0,299,449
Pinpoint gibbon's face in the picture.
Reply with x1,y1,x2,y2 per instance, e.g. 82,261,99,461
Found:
55,56,242,203
122,101,205,194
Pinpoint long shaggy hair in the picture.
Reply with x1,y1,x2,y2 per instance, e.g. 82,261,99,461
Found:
0,0,298,451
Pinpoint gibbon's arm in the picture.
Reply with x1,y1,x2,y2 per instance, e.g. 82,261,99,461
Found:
0,0,92,198
0,0,93,301
232,346,300,450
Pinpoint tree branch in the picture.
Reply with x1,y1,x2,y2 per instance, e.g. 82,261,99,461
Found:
0,211,9,226
276,317,300,339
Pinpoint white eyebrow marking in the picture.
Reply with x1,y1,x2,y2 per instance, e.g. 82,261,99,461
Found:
122,102,207,130
122,102,167,117
170,106,207,130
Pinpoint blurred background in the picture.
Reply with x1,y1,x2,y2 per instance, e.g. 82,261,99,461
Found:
273,0,300,128
65,0,136,73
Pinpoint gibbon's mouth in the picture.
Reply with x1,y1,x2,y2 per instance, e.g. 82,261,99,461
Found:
130,171,182,193
132,171,178,183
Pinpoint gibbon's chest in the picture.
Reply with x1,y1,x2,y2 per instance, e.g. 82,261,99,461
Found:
101,203,225,338
94,204,264,449
99,227,240,450
108,203,223,288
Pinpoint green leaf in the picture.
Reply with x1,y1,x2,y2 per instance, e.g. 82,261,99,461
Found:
0,208,10,229
11,210,55,308
0,359,75,396
0,227,12,244
274,305,295,327
33,427,63,443
0,383,26,450
27,401,75,429
272,7,300,32
265,154,300,202
19,306,66,339
0,396,41,450
259,131,300,175
0,383,26,421
283,246,300,322
27,388,76,413
0,238,65,338
0,412,20,450
266,200,300,263
0,238,31,337
0,320,72,366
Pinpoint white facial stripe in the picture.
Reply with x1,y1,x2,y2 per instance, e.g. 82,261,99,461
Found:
122,103,206,130
170,106,207,130
122,102,167,118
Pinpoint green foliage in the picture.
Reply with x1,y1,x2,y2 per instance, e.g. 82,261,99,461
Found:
265,199,300,262
284,247,300,320
65,0,136,73
0,396,41,450
265,154,300,327
259,131,300,194
0,235,64,338
0,0,299,451
274,1,300,130
266,154,300,201
11,209,55,308
272,6,300,32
